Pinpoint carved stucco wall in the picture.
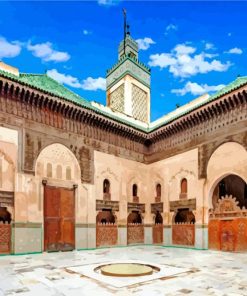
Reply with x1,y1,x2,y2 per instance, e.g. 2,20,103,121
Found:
205,141,247,223
36,143,81,181
198,131,247,179
23,129,94,184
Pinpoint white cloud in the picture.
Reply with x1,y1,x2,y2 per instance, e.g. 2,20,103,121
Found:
0,37,22,59
228,32,232,37
136,37,155,51
225,47,243,54
47,69,106,91
81,77,106,91
148,53,177,68
98,0,120,6
174,44,196,55
27,42,70,62
47,69,81,88
148,43,232,78
205,43,214,50
172,81,225,96
83,29,92,35
165,24,177,34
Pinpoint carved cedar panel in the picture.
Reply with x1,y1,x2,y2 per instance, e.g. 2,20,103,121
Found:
0,224,11,254
152,224,163,244
172,224,195,246
78,146,94,183
208,219,220,250
24,132,35,173
96,224,118,247
127,224,144,244
209,218,247,252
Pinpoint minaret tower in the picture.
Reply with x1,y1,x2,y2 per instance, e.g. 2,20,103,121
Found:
106,10,151,123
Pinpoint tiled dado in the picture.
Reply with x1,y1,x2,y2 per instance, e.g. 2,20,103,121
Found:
8,223,209,254
12,222,42,254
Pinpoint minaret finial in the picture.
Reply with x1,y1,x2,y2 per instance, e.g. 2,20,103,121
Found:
123,8,127,55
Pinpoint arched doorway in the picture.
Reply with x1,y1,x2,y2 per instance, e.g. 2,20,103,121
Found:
172,209,195,246
0,150,14,254
208,174,247,252
96,210,117,247
36,143,81,252
127,211,144,244
152,211,163,244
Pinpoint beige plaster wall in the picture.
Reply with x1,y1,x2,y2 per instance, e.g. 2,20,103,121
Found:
149,148,202,224
94,151,149,225
94,148,202,225
0,127,18,218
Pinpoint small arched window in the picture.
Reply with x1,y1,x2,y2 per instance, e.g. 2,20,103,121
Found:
66,166,71,180
155,183,161,202
156,183,161,197
56,165,62,179
103,179,110,194
0,158,2,188
132,184,138,197
47,163,52,178
181,178,187,194
180,178,187,199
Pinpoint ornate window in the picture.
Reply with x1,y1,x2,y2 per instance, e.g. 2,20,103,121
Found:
103,179,111,200
47,163,52,178
180,178,187,199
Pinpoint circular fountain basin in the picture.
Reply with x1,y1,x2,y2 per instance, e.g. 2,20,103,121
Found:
96,263,159,277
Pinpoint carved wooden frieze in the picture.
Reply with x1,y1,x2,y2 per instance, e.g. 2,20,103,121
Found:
0,191,14,207
96,199,119,211
151,202,163,213
128,202,145,213
24,132,35,173
78,146,94,183
169,198,196,212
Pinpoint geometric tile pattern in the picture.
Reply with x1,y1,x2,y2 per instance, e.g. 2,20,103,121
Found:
110,84,124,113
132,84,148,122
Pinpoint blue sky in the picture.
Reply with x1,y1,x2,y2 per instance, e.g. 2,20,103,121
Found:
0,1,247,121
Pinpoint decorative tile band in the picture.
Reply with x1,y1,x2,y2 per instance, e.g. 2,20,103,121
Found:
12,222,42,228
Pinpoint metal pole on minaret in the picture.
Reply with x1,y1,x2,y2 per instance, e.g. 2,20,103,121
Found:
123,8,127,56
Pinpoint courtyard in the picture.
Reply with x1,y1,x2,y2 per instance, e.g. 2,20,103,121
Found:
0,246,247,296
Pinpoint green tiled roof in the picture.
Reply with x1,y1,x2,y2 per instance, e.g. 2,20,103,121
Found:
0,69,147,132
19,73,92,107
149,76,247,132
0,68,247,133
208,76,247,101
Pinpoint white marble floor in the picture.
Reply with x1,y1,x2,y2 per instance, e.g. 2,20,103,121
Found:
0,246,247,296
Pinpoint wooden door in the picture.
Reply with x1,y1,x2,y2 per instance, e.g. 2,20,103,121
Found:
60,188,75,251
44,186,75,252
